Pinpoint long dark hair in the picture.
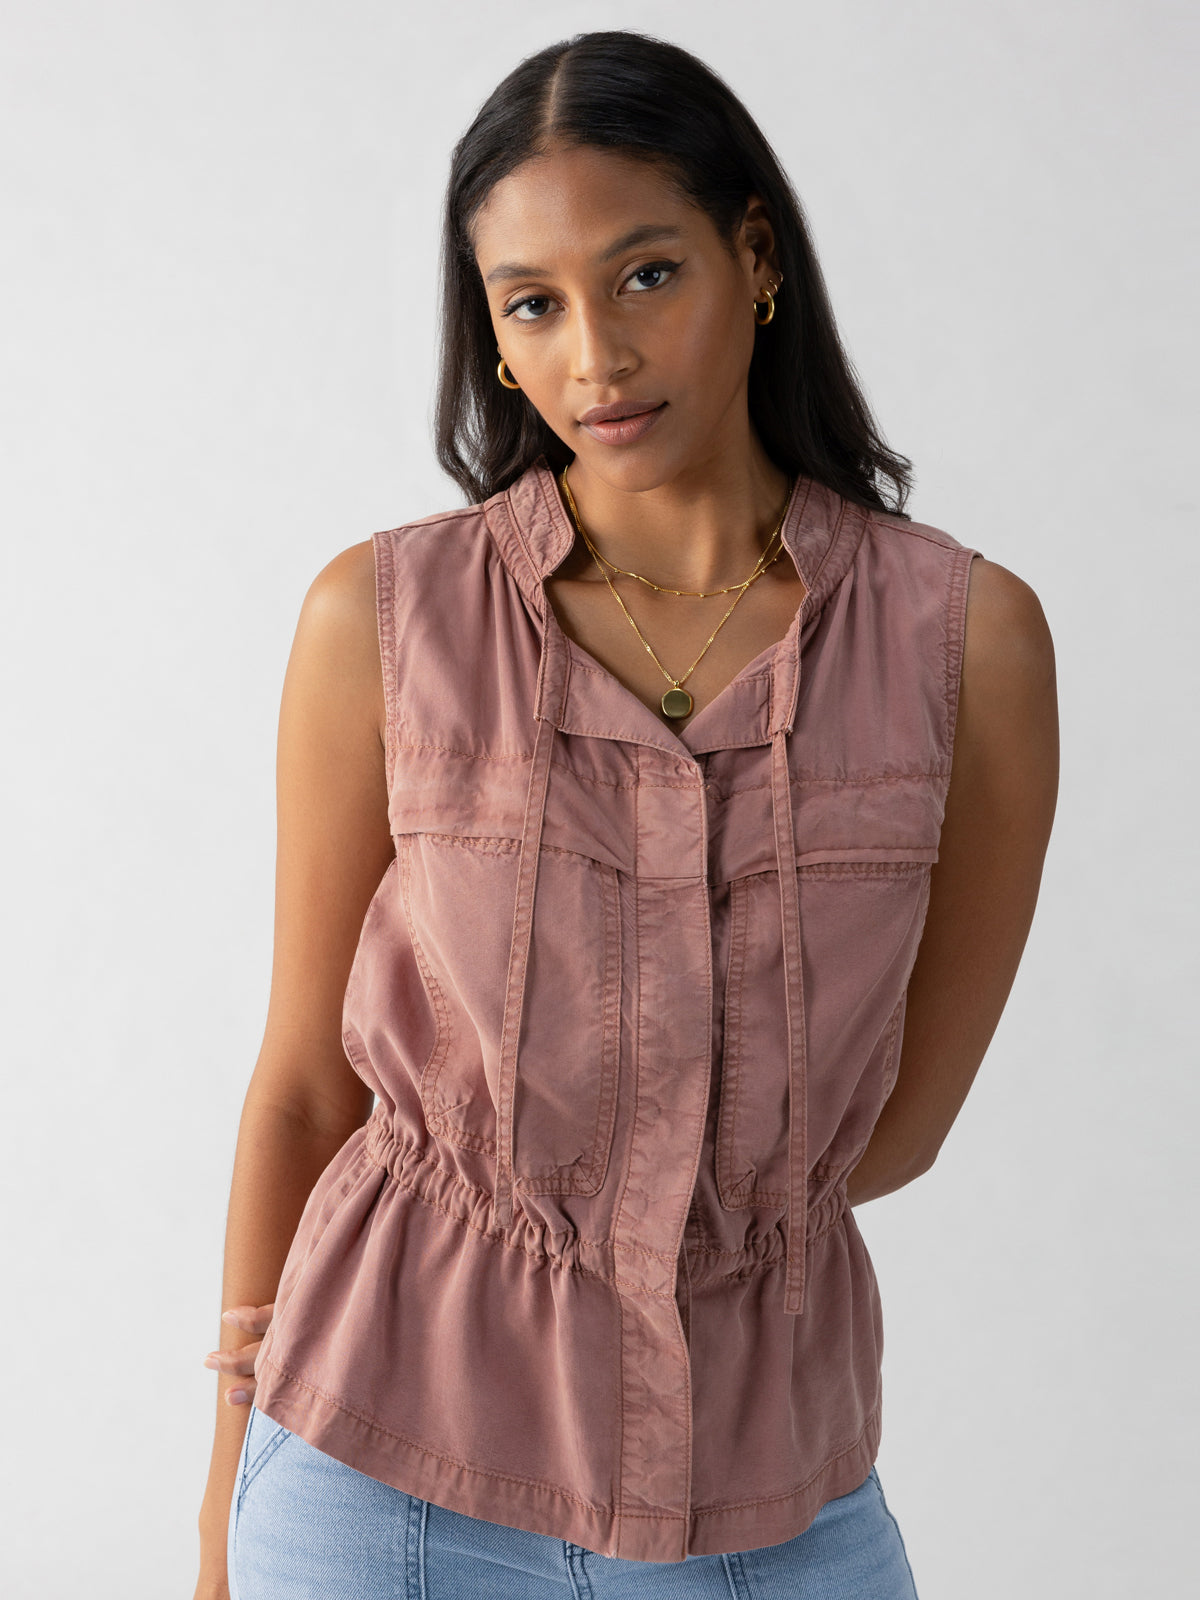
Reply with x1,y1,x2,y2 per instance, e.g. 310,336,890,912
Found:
435,30,913,518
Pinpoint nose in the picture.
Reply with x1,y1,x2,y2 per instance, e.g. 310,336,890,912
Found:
568,301,637,388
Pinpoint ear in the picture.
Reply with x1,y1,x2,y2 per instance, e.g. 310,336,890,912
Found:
738,195,780,291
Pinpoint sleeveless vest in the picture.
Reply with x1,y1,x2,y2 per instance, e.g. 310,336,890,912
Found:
253,455,982,1561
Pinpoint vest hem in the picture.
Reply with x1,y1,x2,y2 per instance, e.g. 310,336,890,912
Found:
252,1353,883,1563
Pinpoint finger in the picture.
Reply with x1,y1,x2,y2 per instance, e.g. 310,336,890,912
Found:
203,1344,261,1377
221,1302,276,1336
224,1377,257,1406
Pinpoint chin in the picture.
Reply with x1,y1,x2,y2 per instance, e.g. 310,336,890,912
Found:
566,441,683,497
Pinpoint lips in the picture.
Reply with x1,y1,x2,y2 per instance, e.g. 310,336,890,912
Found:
578,401,668,447
578,400,666,426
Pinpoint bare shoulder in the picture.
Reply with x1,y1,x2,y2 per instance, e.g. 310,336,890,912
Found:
299,537,379,649
290,538,385,747
950,553,1059,844
961,556,1056,707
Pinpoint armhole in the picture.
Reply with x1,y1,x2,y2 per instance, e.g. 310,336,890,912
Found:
371,529,398,794
944,545,983,762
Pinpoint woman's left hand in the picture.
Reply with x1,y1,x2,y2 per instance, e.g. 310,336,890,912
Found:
203,1302,276,1406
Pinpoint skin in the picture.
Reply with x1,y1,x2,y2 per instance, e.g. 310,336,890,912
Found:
196,142,1059,1596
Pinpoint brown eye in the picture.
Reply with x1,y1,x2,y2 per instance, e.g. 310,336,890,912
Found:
624,261,679,293
505,295,554,321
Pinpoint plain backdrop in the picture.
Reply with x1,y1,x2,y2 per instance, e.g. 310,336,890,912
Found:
2,2,1196,1595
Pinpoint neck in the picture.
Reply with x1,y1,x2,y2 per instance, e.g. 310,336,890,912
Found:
558,435,794,594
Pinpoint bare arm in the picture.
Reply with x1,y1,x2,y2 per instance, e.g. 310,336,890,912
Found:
195,538,394,1596
847,556,1060,1206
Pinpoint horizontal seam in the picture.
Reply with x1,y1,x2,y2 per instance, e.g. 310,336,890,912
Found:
258,1356,611,1515
611,1238,679,1264
564,734,694,755
391,737,691,785
688,1398,882,1517
380,508,482,535
685,1242,843,1289
259,1361,878,1523
415,832,619,868
547,762,639,791
367,1134,841,1280
363,1141,615,1272
393,741,531,763
868,519,965,553
404,842,929,872
569,658,772,687
722,860,932,885
392,743,645,792
707,770,949,800
612,1278,677,1301
685,1212,846,1258
366,1136,684,1272
424,1112,618,1190
389,744,948,788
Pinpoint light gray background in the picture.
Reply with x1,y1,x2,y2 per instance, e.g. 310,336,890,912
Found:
2,2,1195,1595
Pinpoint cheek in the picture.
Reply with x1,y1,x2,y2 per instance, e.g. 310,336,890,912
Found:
667,292,754,392
522,347,575,418
500,342,583,443
685,273,749,339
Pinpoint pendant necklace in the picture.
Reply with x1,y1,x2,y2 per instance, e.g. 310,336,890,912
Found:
557,466,792,720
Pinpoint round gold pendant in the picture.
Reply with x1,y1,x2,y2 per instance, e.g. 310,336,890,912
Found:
661,686,694,719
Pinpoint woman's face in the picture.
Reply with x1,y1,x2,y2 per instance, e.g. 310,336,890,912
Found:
471,143,778,494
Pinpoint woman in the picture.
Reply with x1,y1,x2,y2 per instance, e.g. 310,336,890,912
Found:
196,29,1058,1600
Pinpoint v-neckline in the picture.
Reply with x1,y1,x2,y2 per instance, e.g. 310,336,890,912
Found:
545,594,806,762
489,456,869,762
563,624,792,747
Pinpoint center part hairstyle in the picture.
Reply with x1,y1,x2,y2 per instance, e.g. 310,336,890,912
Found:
435,30,914,518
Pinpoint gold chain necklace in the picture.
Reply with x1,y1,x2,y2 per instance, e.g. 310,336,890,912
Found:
558,467,792,721
574,522,784,598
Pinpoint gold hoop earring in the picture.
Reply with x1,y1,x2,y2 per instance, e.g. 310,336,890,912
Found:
753,286,777,326
497,354,521,390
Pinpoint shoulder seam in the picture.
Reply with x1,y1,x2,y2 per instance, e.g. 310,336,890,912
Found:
864,506,979,555
374,504,485,538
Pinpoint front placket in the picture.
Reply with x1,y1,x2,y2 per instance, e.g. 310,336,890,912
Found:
610,737,714,1559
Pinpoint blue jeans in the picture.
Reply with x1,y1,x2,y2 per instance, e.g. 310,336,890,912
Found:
228,1405,919,1598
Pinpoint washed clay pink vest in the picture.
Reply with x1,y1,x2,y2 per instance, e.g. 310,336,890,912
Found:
253,455,982,1561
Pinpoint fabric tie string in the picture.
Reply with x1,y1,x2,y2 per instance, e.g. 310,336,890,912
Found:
493,625,567,1231
770,723,810,1316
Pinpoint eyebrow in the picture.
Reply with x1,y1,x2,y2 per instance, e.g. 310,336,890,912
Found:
483,224,686,286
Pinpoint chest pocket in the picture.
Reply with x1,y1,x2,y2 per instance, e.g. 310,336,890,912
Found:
397,827,622,1195
716,851,934,1211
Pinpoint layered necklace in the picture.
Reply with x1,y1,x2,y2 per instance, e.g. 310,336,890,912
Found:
557,466,792,720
